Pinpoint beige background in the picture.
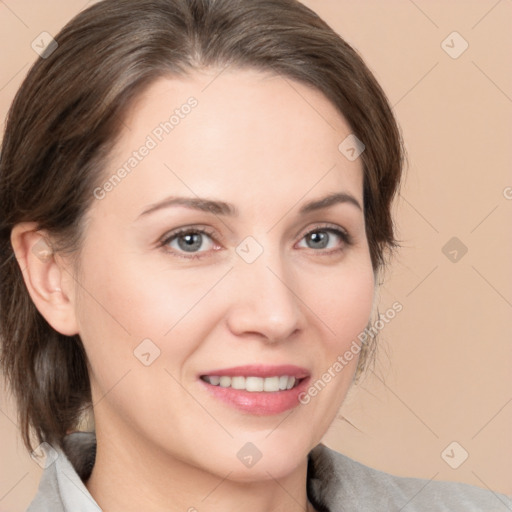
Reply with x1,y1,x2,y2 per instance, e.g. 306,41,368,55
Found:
0,0,511,510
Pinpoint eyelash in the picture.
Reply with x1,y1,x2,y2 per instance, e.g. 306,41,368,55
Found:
158,224,353,260
158,226,218,260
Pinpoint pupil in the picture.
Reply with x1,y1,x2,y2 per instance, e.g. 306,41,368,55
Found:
309,231,328,249
178,233,202,252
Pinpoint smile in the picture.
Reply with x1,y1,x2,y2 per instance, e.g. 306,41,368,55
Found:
200,375,301,392
198,365,311,415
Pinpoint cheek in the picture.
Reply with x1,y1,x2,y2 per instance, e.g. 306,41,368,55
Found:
73,241,227,374
301,257,375,350
293,258,375,432
75,229,375,366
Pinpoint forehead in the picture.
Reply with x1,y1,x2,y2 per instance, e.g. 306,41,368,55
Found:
95,69,364,219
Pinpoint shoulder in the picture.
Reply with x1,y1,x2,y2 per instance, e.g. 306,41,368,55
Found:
25,460,65,512
307,443,511,512
26,433,100,512
25,455,67,512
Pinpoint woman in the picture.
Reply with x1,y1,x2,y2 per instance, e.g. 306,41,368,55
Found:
0,0,508,510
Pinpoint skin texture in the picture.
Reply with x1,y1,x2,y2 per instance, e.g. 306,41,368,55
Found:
12,69,375,512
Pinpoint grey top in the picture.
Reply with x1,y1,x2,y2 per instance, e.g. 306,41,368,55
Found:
27,432,510,511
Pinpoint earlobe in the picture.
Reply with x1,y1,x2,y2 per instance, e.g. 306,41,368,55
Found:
10,222,79,336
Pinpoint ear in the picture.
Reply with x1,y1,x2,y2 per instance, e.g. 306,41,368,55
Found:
10,222,79,336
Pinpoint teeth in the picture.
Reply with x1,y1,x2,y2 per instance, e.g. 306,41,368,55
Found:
219,376,231,387
203,375,298,392
286,377,295,390
246,376,263,392
209,376,221,386
263,376,280,392
231,376,246,390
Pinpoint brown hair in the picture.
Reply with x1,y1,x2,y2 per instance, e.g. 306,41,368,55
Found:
0,0,404,453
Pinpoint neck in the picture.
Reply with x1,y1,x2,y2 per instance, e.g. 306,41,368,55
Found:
85,422,317,512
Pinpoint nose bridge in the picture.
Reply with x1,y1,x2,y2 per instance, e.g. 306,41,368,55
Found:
227,241,303,341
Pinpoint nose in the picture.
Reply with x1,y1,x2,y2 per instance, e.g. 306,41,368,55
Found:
225,251,305,343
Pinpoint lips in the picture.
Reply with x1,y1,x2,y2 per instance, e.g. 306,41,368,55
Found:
199,364,311,415
200,364,310,379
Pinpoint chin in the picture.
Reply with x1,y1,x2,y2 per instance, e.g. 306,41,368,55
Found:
205,430,315,482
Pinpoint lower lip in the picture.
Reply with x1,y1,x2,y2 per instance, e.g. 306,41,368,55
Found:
199,377,310,415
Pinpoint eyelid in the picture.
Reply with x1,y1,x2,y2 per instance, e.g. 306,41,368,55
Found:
157,225,222,258
157,221,352,260
296,222,352,245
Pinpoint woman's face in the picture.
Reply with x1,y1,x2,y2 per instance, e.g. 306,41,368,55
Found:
72,69,374,480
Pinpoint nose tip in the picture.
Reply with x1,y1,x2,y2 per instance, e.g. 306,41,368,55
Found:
225,262,304,343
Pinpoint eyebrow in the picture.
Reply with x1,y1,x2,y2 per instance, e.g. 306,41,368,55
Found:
298,192,362,214
136,191,362,220
137,196,238,218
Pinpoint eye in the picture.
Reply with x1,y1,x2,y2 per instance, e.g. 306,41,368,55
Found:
160,227,218,257
297,226,351,252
